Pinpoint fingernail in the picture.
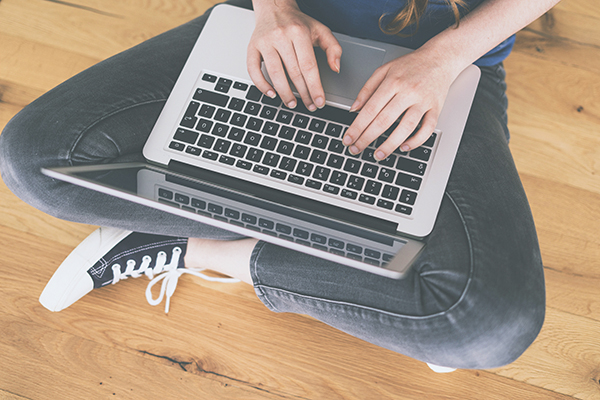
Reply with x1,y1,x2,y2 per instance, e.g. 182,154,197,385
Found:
267,90,276,98
400,144,410,152
315,97,325,108
308,104,317,112
343,135,353,145
335,59,341,73
375,150,386,161
349,101,360,112
287,100,297,109
349,145,359,155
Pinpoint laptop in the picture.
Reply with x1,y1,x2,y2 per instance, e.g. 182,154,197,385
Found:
42,4,480,279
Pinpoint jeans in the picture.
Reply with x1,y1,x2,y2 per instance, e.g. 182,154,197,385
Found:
0,0,545,369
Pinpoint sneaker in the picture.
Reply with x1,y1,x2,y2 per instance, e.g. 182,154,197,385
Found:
426,363,457,373
39,227,239,313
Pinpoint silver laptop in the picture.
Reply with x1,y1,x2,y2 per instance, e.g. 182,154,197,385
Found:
42,4,480,279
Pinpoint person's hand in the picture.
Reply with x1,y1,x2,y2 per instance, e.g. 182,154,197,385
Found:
343,49,459,160
248,0,342,111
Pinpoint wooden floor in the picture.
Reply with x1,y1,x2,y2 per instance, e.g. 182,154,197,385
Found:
1,0,599,399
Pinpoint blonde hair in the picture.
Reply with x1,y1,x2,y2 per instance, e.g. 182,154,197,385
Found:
380,0,467,36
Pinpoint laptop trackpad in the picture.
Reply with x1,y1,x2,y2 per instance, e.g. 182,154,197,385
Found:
316,39,387,101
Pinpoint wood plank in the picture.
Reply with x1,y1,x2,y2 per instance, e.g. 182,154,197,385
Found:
545,268,600,323
0,227,573,400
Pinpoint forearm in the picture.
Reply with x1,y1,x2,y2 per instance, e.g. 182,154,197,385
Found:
418,0,562,79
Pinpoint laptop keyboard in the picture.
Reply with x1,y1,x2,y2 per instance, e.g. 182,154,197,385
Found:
167,72,438,218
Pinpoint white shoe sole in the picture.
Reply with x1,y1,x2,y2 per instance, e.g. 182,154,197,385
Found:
39,227,133,312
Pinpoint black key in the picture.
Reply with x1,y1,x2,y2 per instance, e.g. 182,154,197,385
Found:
296,161,314,176
422,132,437,147
330,171,347,186
345,147,360,158
192,198,206,209
253,164,269,175
409,147,432,161
244,131,262,146
276,140,294,155
202,150,218,160
347,175,365,191
328,139,345,154
359,194,376,205
169,141,185,151
378,168,396,183
261,94,281,107
215,83,230,93
193,88,229,107
158,188,173,200
246,117,263,132
242,213,257,224
260,136,278,151
246,148,264,162
180,115,197,129
360,163,379,178
217,77,232,88
276,110,293,124
225,208,240,219
311,233,327,244
174,193,190,204
292,145,311,160
198,134,214,149
343,159,362,173
377,199,394,210
228,98,245,111
326,154,344,169
313,166,331,181
364,180,382,195
199,104,216,118
244,102,261,115
396,157,427,175
311,134,329,149
227,127,245,141
365,249,381,259
258,218,274,229
329,238,345,249
295,130,312,144
293,228,310,239
196,118,213,133
270,170,287,180
395,204,413,215
278,126,296,140
325,123,343,137
219,155,235,165
173,128,198,144
235,159,252,170
233,82,248,91
246,86,262,101
185,146,201,156
382,185,400,200
292,114,309,128
347,243,363,254
305,179,322,190
279,157,297,172
260,106,277,120
212,123,229,137
323,184,340,195
399,189,418,205
361,148,376,163
395,172,422,190
287,174,304,185
262,121,279,135
262,152,280,167
341,189,358,200
308,118,326,133
214,139,231,153
310,149,328,165
230,143,247,158
378,154,396,167
214,108,231,122
202,74,217,83
230,113,247,127
276,223,292,234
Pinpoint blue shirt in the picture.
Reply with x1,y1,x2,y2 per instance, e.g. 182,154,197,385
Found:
296,0,514,66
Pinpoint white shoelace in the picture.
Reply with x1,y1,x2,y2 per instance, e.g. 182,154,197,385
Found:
111,246,239,313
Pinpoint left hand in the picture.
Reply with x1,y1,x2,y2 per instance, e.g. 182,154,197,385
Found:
343,49,458,161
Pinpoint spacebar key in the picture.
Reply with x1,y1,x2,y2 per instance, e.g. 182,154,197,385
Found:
193,88,229,107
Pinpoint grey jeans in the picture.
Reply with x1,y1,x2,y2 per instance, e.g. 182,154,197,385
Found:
0,0,545,369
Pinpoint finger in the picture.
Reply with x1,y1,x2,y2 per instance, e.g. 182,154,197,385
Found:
315,27,342,73
349,66,388,112
293,33,327,109
399,110,439,151
247,47,277,98
374,106,426,160
261,46,300,106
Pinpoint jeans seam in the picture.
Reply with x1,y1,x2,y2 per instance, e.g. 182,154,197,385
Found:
66,98,167,165
250,241,279,312
252,191,475,321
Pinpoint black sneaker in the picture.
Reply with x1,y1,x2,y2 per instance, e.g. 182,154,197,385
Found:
39,227,238,313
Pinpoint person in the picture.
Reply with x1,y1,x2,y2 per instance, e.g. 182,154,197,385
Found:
0,0,560,370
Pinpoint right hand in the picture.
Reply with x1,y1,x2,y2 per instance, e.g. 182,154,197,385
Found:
247,0,342,111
